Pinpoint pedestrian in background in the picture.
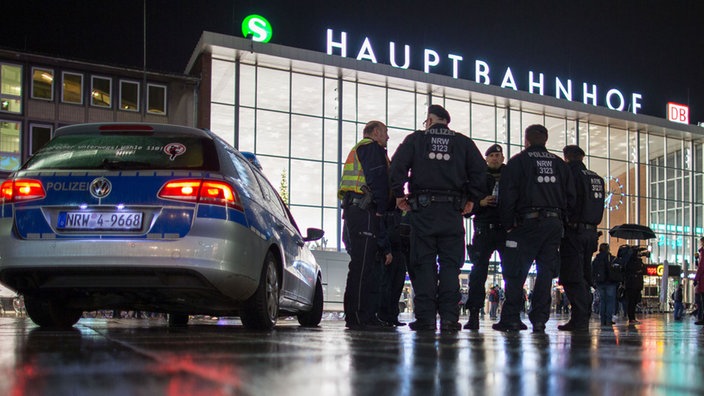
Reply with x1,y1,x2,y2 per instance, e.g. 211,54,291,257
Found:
465,144,506,330
694,237,704,325
493,124,576,333
672,283,684,321
592,242,618,327
390,105,486,332
338,120,394,330
558,145,605,331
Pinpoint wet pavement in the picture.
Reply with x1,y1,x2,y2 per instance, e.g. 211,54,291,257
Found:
0,312,702,395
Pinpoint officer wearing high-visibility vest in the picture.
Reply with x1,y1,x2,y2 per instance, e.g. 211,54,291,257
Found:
390,105,487,332
339,120,393,330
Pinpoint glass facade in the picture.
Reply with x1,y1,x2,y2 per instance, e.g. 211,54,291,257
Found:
205,47,704,275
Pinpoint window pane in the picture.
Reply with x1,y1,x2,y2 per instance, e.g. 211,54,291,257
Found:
357,83,385,123
0,120,21,171
147,84,166,114
30,124,52,154
324,78,339,119
256,110,289,157
257,67,289,112
291,73,322,116
212,59,235,105
62,72,83,104
119,80,139,111
91,76,111,107
211,103,235,147
324,119,339,163
291,114,322,160
471,103,496,141
32,68,53,100
609,127,628,161
239,64,256,108
1,64,22,96
290,159,322,206
387,88,415,130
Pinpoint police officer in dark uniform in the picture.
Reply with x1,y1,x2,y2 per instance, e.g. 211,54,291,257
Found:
377,209,410,326
558,145,605,331
389,105,486,331
464,143,506,330
339,120,394,330
494,124,576,333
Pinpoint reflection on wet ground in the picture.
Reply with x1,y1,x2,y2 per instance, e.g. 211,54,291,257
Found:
0,313,702,395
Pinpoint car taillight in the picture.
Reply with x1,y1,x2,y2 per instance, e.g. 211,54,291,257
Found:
158,179,243,211
0,179,47,202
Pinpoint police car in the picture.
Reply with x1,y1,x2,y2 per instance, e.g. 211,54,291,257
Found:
0,123,325,329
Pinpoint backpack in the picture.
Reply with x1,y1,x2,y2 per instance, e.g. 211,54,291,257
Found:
610,245,633,283
592,252,610,283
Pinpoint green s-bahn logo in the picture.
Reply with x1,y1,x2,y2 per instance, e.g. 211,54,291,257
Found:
242,14,273,43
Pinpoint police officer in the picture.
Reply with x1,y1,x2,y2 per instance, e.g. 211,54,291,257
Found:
464,143,506,330
558,145,605,331
339,120,394,330
377,209,410,326
494,124,576,333
389,105,486,331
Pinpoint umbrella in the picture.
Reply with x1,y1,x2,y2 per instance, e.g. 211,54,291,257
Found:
608,224,656,240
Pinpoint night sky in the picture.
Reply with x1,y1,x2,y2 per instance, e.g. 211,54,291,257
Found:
4,0,704,123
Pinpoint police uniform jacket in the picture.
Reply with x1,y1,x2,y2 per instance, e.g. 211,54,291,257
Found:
343,139,391,215
567,160,605,225
389,123,486,201
471,164,504,225
498,145,576,229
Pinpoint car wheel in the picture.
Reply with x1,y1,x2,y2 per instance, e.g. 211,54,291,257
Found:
297,277,323,327
167,313,189,327
24,295,82,329
240,251,279,330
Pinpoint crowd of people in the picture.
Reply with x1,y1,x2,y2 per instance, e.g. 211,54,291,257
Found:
338,104,655,332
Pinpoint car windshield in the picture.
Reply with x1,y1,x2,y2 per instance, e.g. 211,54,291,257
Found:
23,133,218,171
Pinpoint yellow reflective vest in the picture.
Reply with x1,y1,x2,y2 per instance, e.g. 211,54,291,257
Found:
338,138,375,200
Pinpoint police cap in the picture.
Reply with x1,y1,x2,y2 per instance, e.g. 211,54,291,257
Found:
428,104,451,123
485,144,503,156
562,145,585,157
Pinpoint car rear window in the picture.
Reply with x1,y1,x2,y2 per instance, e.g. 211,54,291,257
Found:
23,133,219,171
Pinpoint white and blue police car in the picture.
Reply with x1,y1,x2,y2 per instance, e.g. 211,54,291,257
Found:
0,123,325,329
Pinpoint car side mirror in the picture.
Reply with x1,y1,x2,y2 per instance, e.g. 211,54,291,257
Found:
303,227,324,242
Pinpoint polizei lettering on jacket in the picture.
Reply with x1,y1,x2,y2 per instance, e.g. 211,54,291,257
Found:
45,181,89,191
326,29,643,114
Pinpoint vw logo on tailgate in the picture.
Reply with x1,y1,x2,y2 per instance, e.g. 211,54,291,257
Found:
89,177,112,199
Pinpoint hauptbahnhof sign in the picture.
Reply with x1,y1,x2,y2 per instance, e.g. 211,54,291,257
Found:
325,29,643,115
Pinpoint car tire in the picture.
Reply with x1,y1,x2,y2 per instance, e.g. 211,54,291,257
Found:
297,277,323,327
240,251,279,330
24,295,82,329
167,313,189,327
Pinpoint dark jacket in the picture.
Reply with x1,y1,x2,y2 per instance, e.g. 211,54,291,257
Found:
498,145,576,229
389,123,487,201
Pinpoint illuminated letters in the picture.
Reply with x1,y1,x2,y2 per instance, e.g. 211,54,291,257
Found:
501,67,517,90
475,60,490,85
606,89,625,111
556,77,572,101
241,15,273,43
389,42,410,69
327,29,347,57
529,71,544,95
322,28,646,115
356,37,378,63
424,49,440,73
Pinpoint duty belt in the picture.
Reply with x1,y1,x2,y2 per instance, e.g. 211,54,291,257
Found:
521,210,560,220
475,223,503,230
568,223,597,230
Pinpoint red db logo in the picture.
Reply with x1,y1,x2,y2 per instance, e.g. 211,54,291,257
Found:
667,102,689,124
